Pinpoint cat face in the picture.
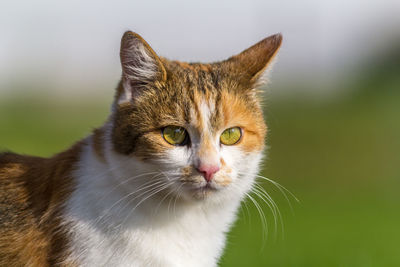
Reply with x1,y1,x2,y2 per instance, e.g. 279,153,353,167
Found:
109,32,281,202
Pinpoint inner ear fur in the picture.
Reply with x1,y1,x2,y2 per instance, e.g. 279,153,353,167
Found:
117,31,167,104
120,31,167,84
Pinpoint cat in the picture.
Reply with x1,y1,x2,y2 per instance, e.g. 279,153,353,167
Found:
0,31,282,267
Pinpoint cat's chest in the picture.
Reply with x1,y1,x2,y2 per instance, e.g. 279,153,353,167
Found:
67,210,227,267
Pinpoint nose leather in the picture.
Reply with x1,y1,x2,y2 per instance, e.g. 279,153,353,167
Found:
196,164,220,182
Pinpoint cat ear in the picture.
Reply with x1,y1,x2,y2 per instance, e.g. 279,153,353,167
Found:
118,31,167,104
226,33,282,85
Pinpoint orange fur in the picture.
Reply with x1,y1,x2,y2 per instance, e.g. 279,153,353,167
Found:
221,90,266,152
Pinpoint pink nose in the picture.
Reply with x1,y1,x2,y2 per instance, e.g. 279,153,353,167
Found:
196,164,220,182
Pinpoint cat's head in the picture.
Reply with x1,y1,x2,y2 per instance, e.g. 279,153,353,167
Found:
107,31,281,203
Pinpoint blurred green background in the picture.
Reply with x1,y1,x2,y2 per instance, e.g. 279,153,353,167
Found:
1,1,400,266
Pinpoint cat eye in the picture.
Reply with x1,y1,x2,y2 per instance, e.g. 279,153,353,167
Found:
162,126,188,146
220,127,242,145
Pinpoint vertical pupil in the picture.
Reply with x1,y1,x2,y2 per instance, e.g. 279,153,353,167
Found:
173,129,178,138
229,128,234,139
170,127,183,141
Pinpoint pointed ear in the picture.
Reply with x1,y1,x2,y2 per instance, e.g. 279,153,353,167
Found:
118,31,167,103
226,33,282,85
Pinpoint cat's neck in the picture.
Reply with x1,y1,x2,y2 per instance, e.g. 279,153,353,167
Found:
62,127,242,266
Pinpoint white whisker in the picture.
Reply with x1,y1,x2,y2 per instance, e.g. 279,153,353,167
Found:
254,174,299,212
245,192,269,242
93,173,165,227
120,182,174,226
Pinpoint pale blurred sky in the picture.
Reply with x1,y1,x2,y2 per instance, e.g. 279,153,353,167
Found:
0,0,399,96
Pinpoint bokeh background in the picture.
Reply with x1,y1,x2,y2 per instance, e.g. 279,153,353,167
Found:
1,0,400,266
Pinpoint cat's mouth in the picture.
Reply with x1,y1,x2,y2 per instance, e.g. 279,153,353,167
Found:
185,182,221,197
178,173,231,199
183,184,217,199
194,183,217,191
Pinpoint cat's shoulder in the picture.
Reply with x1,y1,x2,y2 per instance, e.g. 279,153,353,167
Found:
0,152,50,266
0,140,86,179
0,151,45,179
0,152,45,217
0,147,83,266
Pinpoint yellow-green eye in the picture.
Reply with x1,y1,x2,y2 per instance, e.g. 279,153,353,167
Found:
162,126,188,145
220,127,242,145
